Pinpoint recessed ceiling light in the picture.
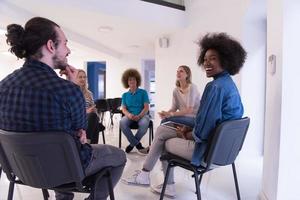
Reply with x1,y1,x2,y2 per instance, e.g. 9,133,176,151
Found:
0,28,6,35
98,26,113,32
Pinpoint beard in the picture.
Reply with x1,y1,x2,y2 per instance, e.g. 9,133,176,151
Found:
52,54,68,70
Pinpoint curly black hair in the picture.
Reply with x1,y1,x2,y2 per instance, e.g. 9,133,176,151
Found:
197,33,247,75
121,68,142,88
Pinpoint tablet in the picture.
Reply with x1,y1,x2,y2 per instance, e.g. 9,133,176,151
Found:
161,121,185,130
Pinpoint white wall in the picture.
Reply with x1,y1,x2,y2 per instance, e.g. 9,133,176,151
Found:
261,0,283,199
277,0,300,199
262,0,300,199
107,54,144,98
241,0,266,158
0,54,23,80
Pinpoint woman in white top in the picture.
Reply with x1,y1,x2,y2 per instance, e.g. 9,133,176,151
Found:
159,65,200,127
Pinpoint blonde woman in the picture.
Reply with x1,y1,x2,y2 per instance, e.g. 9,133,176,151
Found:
159,65,200,127
76,69,104,144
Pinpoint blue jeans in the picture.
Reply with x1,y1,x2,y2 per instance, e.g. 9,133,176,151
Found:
161,116,195,128
120,115,150,146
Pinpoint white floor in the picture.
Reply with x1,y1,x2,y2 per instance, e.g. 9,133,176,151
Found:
0,117,262,200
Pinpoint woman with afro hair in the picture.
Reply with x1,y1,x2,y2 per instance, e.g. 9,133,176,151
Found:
122,33,246,198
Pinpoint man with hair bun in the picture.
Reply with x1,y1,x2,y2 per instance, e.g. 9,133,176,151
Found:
0,17,126,200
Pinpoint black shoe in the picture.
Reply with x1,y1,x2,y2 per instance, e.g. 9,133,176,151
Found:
125,145,134,153
135,142,144,150
97,123,105,131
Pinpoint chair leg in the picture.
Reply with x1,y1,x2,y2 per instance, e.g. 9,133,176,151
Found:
159,163,172,200
8,181,15,200
100,112,104,124
0,166,2,179
42,189,49,200
102,131,106,144
151,127,154,141
199,174,204,185
232,163,241,200
193,170,202,200
148,129,151,146
106,170,115,200
110,113,114,126
118,127,122,148
149,126,153,146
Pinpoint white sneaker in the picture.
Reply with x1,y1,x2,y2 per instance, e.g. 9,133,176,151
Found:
121,170,150,186
151,183,176,198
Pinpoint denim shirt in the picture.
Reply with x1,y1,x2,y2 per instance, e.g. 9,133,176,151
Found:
191,71,244,166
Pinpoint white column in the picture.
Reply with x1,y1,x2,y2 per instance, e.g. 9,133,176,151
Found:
261,0,300,199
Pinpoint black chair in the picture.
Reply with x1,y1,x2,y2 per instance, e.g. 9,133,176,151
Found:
95,99,110,123
98,122,106,144
159,117,250,200
119,116,154,148
0,130,115,200
107,98,123,126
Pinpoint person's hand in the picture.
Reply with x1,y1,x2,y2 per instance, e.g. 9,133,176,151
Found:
127,113,134,120
175,125,185,138
86,105,96,114
60,65,78,83
158,111,167,119
132,115,140,121
159,111,172,119
182,131,193,140
77,129,87,144
176,125,193,139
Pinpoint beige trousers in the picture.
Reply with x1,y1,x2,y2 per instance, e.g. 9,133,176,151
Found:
143,125,195,184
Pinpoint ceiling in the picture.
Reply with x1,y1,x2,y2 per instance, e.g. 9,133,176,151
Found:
0,0,186,59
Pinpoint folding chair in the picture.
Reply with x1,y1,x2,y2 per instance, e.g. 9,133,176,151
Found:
159,117,250,200
0,130,115,200
107,98,122,126
95,99,110,123
119,117,154,148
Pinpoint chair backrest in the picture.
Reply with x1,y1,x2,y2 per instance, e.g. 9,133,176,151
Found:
106,98,121,112
112,98,122,112
95,99,109,112
106,98,114,110
205,117,250,167
0,130,85,188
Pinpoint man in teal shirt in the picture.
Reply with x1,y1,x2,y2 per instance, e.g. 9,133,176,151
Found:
120,69,150,154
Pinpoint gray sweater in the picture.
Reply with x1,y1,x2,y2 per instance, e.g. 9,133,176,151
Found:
170,83,201,117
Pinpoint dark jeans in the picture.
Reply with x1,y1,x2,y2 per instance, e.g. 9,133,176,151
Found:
55,144,126,200
87,112,105,144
